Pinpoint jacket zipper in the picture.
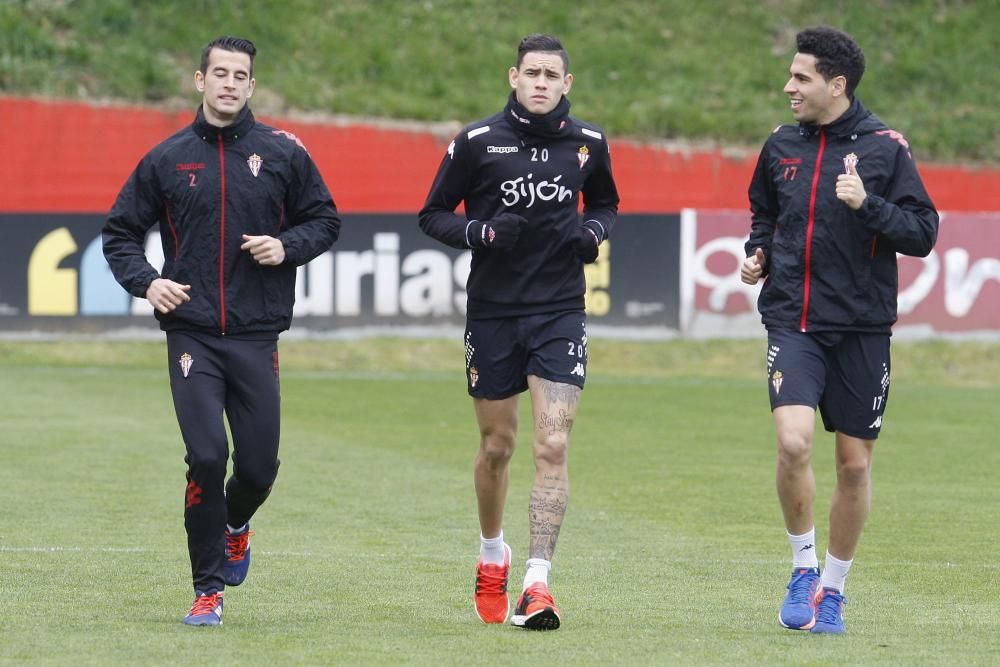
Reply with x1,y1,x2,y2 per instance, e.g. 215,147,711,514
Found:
801,128,826,332
217,135,227,334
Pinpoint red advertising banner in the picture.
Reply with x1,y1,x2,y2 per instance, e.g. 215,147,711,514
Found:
685,210,1000,336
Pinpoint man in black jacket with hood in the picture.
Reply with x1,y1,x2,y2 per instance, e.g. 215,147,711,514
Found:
741,26,938,634
103,36,341,626
419,33,619,631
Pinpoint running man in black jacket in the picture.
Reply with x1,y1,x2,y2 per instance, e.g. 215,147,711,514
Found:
741,27,938,634
419,34,619,630
103,36,341,626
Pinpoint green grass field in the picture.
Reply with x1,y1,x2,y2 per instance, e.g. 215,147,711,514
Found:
1,339,997,665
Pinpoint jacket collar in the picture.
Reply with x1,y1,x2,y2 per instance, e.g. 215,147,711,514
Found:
799,98,870,138
504,92,572,140
192,105,255,143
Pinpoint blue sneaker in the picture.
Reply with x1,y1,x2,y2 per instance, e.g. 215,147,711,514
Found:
811,587,847,634
182,591,223,626
223,525,254,586
778,567,820,629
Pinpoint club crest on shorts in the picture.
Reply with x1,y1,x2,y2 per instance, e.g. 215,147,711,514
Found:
577,145,590,169
843,152,858,174
771,369,783,395
468,366,479,388
179,352,193,378
247,153,263,177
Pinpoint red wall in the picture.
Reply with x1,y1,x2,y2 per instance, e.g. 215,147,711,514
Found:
3,96,998,214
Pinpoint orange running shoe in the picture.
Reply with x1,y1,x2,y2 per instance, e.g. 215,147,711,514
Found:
474,543,511,623
511,582,561,630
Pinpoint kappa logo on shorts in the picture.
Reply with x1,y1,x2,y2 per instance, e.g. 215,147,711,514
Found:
468,366,479,388
571,363,585,378
771,369,784,395
868,415,883,429
179,352,193,378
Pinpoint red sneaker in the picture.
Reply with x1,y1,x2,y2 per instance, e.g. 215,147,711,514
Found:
511,582,561,630
474,543,511,623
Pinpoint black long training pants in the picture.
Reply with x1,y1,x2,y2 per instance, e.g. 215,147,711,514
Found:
166,331,281,595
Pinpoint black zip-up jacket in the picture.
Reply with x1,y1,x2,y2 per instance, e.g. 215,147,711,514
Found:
103,106,340,336
746,99,938,333
419,95,619,319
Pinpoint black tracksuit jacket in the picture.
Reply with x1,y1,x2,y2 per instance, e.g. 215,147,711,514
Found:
103,106,340,336
746,99,938,333
418,98,620,319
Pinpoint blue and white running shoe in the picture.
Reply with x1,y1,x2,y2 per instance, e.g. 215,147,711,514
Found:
811,587,847,634
223,525,254,586
183,591,223,626
778,567,820,630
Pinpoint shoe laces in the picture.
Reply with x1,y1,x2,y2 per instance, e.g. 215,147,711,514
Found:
189,592,222,616
816,589,846,625
786,569,818,604
225,530,255,561
523,583,555,607
475,562,509,595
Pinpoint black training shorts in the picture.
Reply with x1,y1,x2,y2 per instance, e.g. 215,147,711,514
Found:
766,329,891,440
464,311,588,400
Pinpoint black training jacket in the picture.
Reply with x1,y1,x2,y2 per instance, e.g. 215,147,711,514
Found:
746,99,938,333
104,106,340,335
418,97,619,319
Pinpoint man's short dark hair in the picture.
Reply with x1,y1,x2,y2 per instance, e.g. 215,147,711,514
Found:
516,34,569,72
200,36,257,78
796,27,865,98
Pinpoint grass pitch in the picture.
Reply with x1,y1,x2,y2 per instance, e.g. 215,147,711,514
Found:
0,339,997,665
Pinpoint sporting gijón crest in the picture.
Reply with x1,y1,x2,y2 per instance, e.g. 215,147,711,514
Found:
247,153,263,177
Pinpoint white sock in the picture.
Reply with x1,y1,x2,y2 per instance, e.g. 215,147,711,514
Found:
479,532,506,565
226,523,248,535
522,558,551,589
788,528,819,569
820,552,853,593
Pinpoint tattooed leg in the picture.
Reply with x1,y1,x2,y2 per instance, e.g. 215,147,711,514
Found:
527,376,580,561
